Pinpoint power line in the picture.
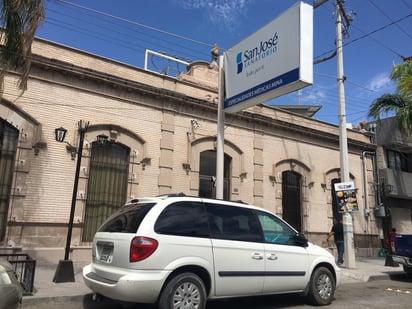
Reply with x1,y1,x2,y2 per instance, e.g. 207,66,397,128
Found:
46,6,210,60
6,0,405,126
346,12,412,60
55,1,410,70
44,15,206,63
367,0,412,40
315,10,412,61
57,0,215,49
400,0,412,10
42,4,212,65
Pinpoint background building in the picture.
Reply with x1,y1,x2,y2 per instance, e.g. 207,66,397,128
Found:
374,117,412,236
0,38,380,262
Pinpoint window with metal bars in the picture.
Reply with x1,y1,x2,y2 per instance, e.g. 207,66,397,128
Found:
0,120,18,241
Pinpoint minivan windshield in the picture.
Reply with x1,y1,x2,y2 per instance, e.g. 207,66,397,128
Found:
98,203,155,233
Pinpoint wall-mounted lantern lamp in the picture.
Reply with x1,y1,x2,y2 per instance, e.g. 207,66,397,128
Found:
96,134,109,145
140,157,151,170
55,127,67,143
269,175,276,186
239,172,247,182
182,163,191,175
55,122,89,160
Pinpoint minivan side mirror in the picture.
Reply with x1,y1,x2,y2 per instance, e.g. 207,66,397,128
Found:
294,232,309,247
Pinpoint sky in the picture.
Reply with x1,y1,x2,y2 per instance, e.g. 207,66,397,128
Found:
34,0,412,126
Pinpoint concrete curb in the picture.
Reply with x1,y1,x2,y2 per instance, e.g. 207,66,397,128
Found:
20,295,87,308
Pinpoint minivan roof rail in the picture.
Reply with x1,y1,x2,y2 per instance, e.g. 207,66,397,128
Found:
231,200,248,204
156,192,186,198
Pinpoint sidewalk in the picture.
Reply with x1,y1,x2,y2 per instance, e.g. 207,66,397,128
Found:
19,261,90,308
18,257,404,308
339,257,403,283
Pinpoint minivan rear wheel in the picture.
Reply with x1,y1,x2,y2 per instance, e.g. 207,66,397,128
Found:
158,272,206,309
307,266,335,306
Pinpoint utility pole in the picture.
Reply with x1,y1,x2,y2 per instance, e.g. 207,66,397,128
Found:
335,0,356,269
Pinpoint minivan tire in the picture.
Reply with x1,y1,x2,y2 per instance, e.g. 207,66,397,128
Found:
306,266,335,306
158,272,207,309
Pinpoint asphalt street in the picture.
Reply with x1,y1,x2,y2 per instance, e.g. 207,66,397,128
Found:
19,273,412,309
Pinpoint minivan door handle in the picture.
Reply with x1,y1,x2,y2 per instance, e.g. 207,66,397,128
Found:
267,253,278,260
251,252,264,260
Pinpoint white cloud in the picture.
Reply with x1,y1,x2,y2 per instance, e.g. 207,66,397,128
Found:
367,73,394,93
304,87,327,104
176,0,250,28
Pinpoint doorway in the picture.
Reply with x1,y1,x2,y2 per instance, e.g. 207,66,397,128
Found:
282,171,302,232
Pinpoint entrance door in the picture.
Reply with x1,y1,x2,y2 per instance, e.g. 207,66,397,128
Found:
282,171,302,232
82,141,130,242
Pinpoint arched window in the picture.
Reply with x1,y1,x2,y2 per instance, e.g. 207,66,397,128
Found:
198,150,231,200
0,120,18,241
82,141,130,242
282,171,302,232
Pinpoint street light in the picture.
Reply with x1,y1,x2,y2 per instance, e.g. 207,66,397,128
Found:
96,134,109,145
53,120,89,283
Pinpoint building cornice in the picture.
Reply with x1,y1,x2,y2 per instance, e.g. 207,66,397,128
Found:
27,45,374,154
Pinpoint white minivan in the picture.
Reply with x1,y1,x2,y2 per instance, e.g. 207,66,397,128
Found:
83,194,340,309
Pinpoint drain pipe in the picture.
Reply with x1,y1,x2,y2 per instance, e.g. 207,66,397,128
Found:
361,151,377,219
361,150,377,256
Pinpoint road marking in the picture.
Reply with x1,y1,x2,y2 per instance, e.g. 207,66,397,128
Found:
385,288,412,294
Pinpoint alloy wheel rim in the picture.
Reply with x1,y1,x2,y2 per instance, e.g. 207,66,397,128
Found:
172,282,201,309
317,273,332,299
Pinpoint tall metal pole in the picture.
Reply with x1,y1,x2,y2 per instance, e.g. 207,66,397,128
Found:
336,1,356,268
53,120,89,283
63,123,87,261
216,55,225,200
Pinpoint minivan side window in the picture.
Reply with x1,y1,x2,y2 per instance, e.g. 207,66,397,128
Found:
154,202,209,237
205,203,262,242
257,210,297,245
98,203,155,233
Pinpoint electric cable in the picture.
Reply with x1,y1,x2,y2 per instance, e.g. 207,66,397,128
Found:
367,0,412,40
57,0,215,49
315,11,412,61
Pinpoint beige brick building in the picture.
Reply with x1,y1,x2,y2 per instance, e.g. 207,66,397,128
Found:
0,38,380,262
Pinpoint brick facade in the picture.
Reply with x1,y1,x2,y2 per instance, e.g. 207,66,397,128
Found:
0,38,381,261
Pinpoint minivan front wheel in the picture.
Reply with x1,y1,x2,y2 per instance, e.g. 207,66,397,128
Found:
307,266,335,306
158,273,206,309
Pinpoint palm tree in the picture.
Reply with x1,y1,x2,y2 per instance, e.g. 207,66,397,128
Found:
391,57,412,96
0,0,45,93
368,58,412,135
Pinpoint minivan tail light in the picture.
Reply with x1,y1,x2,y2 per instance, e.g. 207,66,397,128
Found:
130,236,158,262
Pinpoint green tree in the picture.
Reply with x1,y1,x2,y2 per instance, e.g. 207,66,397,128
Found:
0,0,45,93
368,59,412,134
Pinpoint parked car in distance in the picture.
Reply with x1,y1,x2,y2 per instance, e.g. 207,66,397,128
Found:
392,234,412,275
83,194,341,309
0,258,23,309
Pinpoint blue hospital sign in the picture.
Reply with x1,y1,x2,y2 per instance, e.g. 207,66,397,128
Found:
223,2,313,113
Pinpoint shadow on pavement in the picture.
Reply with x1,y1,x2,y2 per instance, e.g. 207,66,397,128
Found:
82,294,155,309
388,272,412,282
81,293,313,309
